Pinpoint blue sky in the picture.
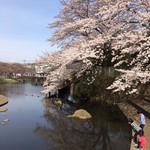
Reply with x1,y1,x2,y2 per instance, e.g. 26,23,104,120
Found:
0,0,61,63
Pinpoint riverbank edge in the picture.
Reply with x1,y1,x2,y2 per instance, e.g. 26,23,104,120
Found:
0,78,17,84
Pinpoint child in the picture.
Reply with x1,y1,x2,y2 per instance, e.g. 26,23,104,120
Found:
137,130,146,149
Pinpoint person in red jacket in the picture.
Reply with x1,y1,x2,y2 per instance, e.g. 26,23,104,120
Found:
137,130,146,149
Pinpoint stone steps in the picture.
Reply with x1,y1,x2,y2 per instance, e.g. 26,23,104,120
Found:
143,97,150,103
128,98,150,119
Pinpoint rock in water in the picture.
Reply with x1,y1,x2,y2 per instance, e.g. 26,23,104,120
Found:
0,107,8,112
0,95,8,106
68,109,92,120
54,99,62,106
3,119,9,122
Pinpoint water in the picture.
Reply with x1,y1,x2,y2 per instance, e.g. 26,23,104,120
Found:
0,83,131,150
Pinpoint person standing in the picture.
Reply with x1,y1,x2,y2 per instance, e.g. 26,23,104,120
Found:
137,111,146,131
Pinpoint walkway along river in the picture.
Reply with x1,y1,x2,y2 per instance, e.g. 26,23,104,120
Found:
0,83,131,150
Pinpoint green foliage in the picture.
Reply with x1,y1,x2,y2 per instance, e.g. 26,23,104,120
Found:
74,67,122,104
0,78,17,84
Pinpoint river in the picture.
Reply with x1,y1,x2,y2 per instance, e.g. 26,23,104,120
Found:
0,83,131,150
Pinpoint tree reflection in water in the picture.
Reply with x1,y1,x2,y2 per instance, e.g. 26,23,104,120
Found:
34,99,131,150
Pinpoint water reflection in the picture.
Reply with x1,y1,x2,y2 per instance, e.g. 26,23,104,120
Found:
35,99,131,150
0,83,48,150
0,83,131,150
0,83,43,97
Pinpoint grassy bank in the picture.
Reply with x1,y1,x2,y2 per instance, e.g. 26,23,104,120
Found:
0,78,17,84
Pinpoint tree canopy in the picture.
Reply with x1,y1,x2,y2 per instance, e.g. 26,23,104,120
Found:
0,62,35,77
38,0,150,95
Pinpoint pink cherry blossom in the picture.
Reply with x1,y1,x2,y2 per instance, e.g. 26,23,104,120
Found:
37,0,150,95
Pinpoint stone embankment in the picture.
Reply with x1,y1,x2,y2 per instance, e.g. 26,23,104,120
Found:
118,96,150,150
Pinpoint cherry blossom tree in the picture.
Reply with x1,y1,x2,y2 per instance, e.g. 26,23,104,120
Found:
39,0,150,95
106,0,150,93
0,62,35,78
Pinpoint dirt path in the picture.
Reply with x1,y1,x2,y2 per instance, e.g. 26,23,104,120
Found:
118,102,150,150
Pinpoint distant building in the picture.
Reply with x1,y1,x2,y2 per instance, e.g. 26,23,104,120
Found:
34,64,52,77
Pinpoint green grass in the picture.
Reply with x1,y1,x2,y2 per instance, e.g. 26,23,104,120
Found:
0,78,17,84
